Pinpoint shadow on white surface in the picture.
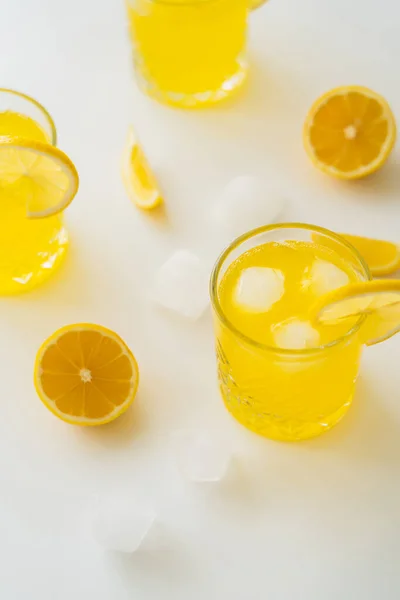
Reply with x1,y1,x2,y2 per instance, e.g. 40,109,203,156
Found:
75,398,149,450
316,157,400,204
130,190,171,232
192,53,304,122
302,372,400,467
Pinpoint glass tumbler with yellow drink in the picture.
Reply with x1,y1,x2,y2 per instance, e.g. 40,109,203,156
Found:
211,224,400,442
0,89,79,294
125,0,268,108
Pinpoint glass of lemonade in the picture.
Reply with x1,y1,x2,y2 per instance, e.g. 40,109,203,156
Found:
125,0,267,108
0,89,72,295
210,224,371,442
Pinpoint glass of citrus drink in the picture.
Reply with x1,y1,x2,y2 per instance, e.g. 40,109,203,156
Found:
210,223,374,442
0,89,79,295
125,0,268,108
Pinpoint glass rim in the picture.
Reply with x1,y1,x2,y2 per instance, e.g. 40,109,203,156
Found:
0,88,57,146
210,222,372,357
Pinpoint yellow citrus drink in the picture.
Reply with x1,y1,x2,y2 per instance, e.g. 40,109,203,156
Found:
211,224,371,442
0,92,68,294
126,0,249,107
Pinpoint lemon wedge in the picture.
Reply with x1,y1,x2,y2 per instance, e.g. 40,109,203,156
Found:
0,136,79,218
304,86,397,179
122,126,162,210
312,280,400,346
34,324,139,426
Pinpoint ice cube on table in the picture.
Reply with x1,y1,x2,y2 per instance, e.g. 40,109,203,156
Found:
152,250,209,320
234,267,285,313
212,176,286,241
173,431,232,483
308,259,350,297
92,498,156,553
273,318,320,350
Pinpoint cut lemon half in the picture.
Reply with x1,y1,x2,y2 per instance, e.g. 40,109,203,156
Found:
341,234,400,276
0,136,79,218
304,86,397,180
312,280,400,346
122,126,162,210
34,324,139,426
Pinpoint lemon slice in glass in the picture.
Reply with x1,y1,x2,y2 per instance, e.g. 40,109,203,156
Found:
312,280,400,346
0,136,79,218
341,234,400,276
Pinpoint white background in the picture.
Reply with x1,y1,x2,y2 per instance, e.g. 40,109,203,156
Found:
0,0,400,598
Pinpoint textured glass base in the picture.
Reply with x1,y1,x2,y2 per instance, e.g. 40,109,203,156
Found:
0,226,68,295
218,369,354,443
216,336,357,442
220,387,353,442
134,59,248,108
218,346,354,442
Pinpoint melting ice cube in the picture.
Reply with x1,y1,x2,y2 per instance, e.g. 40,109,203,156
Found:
234,267,285,313
273,318,320,350
212,176,286,241
152,250,209,320
308,260,350,297
172,431,232,483
92,498,156,553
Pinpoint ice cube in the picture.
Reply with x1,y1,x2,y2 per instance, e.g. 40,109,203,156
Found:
212,176,286,241
308,260,350,296
172,431,232,483
234,267,285,313
92,498,156,553
152,250,209,320
273,318,320,350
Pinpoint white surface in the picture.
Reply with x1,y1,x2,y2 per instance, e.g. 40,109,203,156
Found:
0,0,400,598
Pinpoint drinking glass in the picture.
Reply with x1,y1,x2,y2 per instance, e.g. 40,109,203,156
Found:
210,224,371,441
126,0,268,107
0,89,69,294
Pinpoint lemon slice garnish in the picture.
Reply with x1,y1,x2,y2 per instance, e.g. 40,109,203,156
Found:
341,234,400,277
313,280,400,346
0,136,79,218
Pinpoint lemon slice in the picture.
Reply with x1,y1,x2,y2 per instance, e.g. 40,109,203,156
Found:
313,280,400,346
341,234,400,276
34,324,139,426
122,126,162,210
304,86,397,179
0,136,79,218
